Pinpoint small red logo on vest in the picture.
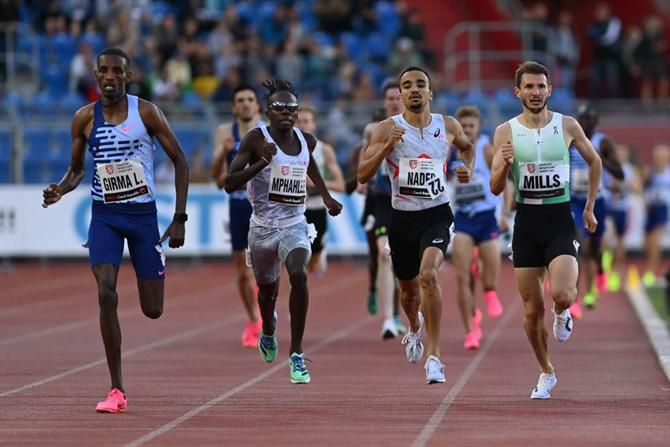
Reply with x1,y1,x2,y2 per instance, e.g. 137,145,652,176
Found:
281,166,289,176
105,165,114,174
527,163,536,174
409,160,418,169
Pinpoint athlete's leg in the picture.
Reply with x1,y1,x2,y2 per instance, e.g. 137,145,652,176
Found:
367,229,378,294
515,267,554,374
285,247,310,354
398,277,421,331
377,235,395,331
645,226,665,280
233,250,258,321
93,264,124,391
479,237,503,317
452,233,476,333
419,246,445,358
548,255,579,314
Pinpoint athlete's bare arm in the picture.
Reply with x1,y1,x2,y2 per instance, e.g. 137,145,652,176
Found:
42,104,93,207
447,116,474,183
358,119,401,184
305,132,343,216
140,99,189,247
490,122,514,196
224,129,273,192
211,123,234,189
599,136,624,180
322,142,345,192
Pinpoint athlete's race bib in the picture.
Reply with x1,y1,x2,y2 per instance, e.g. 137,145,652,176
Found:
96,159,149,203
398,157,446,199
571,168,590,193
268,163,306,205
518,161,568,200
453,174,486,205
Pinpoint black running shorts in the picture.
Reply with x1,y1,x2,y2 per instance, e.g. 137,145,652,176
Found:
305,207,327,254
389,203,454,281
512,202,577,268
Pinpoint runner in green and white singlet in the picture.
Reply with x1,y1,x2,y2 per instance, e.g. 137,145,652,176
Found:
490,61,602,400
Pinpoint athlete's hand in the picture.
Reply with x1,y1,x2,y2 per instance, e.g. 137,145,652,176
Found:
42,183,62,208
324,196,343,216
384,126,405,152
582,208,598,234
501,141,515,166
159,221,185,248
259,141,277,164
356,182,368,194
499,216,510,233
454,165,471,183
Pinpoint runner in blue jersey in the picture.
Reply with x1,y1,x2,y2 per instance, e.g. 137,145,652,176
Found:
448,105,510,350
42,48,189,413
602,143,641,291
642,144,670,286
569,103,623,312
225,79,342,384
211,84,264,349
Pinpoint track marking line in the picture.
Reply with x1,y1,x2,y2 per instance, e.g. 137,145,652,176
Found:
124,315,374,447
412,298,521,447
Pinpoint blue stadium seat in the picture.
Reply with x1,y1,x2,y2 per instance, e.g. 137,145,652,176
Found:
60,92,85,115
376,1,401,39
24,128,51,152
340,32,365,63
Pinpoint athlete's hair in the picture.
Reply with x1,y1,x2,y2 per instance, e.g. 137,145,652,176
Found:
233,84,259,101
514,61,550,88
97,47,130,68
298,103,317,116
262,79,297,103
381,79,400,95
455,105,481,120
398,66,431,90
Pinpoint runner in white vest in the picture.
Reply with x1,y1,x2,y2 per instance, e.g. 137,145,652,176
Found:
490,61,602,399
297,104,345,275
224,80,342,385
359,66,475,384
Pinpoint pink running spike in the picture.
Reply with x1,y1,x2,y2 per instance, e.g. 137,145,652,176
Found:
95,388,127,413
484,290,503,318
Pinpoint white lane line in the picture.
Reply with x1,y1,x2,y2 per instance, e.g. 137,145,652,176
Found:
0,314,244,398
125,315,375,447
0,283,235,346
0,271,361,398
412,298,521,447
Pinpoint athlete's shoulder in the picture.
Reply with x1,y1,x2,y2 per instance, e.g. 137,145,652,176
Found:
73,102,95,120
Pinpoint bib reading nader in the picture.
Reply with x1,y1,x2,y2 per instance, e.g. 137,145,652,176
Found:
96,159,149,203
268,164,306,206
398,157,446,200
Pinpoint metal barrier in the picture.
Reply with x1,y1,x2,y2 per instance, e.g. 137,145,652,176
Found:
444,21,551,91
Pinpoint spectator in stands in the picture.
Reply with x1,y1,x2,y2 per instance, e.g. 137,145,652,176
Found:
587,2,623,98
637,15,668,102
397,6,434,69
165,38,192,91
314,0,354,35
621,26,643,98
69,42,97,100
152,66,180,102
523,2,550,66
276,39,304,87
549,10,579,92
387,37,424,77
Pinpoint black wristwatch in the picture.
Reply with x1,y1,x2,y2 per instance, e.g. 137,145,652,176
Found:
173,213,188,223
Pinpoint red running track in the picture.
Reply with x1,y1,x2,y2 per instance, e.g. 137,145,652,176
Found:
1,260,668,446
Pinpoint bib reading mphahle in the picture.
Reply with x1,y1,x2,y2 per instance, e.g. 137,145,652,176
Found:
268,163,306,205
398,157,445,200
96,159,149,203
518,161,569,204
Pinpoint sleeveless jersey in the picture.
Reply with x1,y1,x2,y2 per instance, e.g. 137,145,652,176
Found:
450,134,499,214
645,166,670,206
248,126,310,225
570,131,604,199
509,112,570,205
227,119,265,199
387,113,450,211
88,94,156,203
306,140,327,210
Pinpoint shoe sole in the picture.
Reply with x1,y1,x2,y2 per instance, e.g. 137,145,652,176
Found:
530,394,551,399
426,378,446,384
96,407,126,413
382,329,397,340
291,377,311,384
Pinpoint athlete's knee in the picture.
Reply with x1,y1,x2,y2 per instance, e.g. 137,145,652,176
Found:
551,284,576,308
418,266,439,290
97,280,118,310
522,299,544,321
288,269,307,288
